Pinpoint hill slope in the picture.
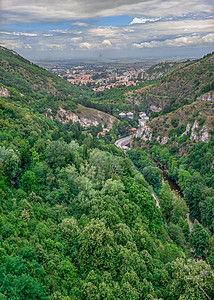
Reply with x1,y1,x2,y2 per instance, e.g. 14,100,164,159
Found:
130,52,214,113
0,46,77,96
140,60,190,81
147,92,214,144
0,46,118,129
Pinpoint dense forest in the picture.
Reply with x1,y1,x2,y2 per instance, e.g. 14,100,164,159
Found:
0,47,214,299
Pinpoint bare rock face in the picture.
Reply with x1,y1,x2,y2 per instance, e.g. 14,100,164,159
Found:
197,91,214,102
0,86,10,97
56,107,80,124
150,105,162,112
156,136,169,145
135,125,152,141
44,106,118,130
182,124,191,136
190,120,209,143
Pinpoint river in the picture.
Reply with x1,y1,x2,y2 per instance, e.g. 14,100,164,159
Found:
150,158,193,231
115,135,193,231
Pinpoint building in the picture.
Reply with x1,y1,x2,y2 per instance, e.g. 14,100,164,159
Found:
127,112,134,119
129,128,136,132
139,112,146,118
119,112,126,118
97,132,106,138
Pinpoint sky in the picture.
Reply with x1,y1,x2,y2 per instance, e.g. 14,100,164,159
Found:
0,0,214,61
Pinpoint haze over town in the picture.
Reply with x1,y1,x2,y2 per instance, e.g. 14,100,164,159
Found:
1,0,213,61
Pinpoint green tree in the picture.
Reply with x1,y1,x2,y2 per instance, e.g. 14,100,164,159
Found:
0,146,20,179
199,196,214,232
168,222,185,247
159,182,173,221
142,166,162,193
178,168,191,191
46,139,70,168
171,118,179,128
171,197,189,224
190,220,210,257
164,258,214,299
185,173,205,221
21,170,36,192
77,219,118,273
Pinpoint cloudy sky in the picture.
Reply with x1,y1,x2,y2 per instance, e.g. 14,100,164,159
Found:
1,0,213,60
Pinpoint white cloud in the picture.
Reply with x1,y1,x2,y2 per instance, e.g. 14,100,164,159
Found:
133,33,214,48
0,39,23,49
0,31,37,37
202,33,214,43
20,33,37,36
72,22,89,27
101,39,112,47
70,37,83,42
1,0,213,59
24,44,32,48
79,42,92,49
130,17,161,24
0,31,17,35
39,42,66,49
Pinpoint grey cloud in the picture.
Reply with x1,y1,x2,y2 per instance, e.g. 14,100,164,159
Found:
2,0,213,22
133,33,214,48
1,0,213,60
2,0,145,22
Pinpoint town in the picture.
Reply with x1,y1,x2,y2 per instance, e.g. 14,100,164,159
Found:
43,62,148,90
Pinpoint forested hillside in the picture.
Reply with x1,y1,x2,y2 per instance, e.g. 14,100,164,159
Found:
128,52,214,114
0,48,214,299
0,46,79,96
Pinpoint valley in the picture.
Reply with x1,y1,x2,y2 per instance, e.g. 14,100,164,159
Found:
0,46,214,300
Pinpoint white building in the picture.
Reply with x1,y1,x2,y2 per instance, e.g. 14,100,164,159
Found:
127,112,134,119
119,112,126,118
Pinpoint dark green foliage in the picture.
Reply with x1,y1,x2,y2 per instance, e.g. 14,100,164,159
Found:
142,166,162,193
190,220,210,257
171,118,179,128
0,256,47,299
0,47,213,300
168,222,185,247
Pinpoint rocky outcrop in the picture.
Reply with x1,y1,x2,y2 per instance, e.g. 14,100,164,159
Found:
0,86,10,97
197,91,214,102
56,108,80,124
135,125,152,141
182,124,191,136
44,105,118,130
157,136,169,145
190,120,209,143
150,105,162,112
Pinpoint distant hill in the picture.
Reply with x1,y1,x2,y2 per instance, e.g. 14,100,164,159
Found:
0,46,118,129
129,52,214,113
0,46,77,96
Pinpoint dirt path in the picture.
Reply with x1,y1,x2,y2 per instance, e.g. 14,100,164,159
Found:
187,213,194,232
152,192,161,208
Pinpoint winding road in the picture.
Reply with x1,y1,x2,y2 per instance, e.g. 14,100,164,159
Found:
115,135,132,149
